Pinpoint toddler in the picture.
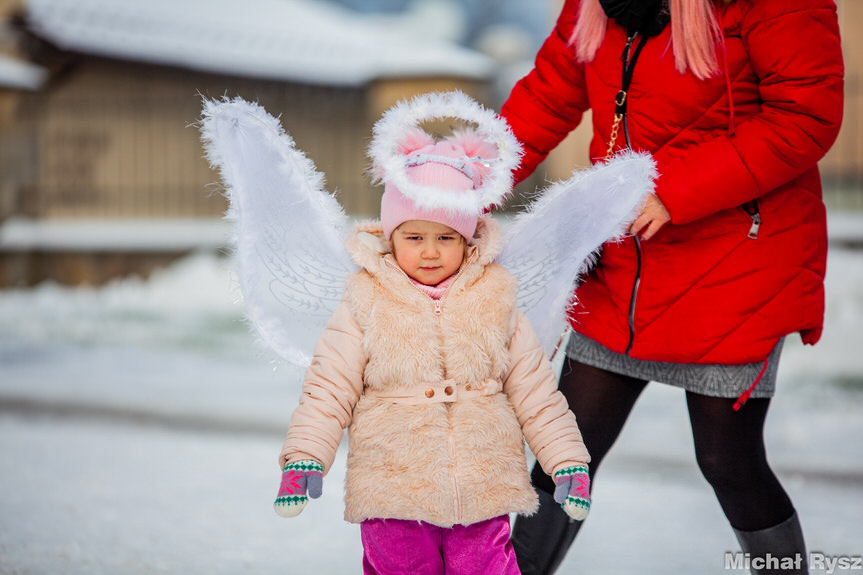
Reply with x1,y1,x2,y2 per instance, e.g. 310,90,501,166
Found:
274,99,591,575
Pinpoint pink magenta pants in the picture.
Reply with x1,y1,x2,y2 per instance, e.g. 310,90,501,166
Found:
360,515,520,575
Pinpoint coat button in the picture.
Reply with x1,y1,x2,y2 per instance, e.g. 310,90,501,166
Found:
444,386,454,396
465,384,472,391
425,388,435,398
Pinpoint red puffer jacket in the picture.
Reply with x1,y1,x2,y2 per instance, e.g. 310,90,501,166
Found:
501,0,844,365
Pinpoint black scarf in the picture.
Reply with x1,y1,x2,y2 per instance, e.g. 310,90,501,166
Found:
598,0,670,38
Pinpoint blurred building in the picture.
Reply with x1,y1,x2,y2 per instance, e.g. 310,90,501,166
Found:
822,0,863,205
0,0,503,284
0,0,499,219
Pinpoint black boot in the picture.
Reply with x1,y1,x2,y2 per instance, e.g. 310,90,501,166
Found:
511,488,583,575
733,512,809,574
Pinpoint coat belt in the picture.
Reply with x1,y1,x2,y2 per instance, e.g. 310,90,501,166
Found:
363,379,502,404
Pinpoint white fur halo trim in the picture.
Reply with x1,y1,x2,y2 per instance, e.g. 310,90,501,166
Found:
369,91,523,214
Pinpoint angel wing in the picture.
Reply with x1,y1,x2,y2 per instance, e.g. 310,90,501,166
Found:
200,97,357,367
497,151,657,357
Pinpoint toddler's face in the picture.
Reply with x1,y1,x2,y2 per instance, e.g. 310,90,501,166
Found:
390,220,467,286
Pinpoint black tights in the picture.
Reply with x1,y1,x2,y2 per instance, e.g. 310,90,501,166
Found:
530,358,795,532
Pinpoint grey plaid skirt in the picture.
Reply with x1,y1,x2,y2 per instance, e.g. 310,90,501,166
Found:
565,331,784,399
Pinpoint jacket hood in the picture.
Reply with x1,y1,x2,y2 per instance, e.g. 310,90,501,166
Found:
345,215,505,274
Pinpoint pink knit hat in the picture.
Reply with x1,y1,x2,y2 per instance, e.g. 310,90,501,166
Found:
380,132,492,240
369,91,524,241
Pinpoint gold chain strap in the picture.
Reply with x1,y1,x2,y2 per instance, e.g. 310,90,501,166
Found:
605,89,628,160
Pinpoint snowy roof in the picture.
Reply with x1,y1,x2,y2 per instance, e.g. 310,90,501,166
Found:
0,53,47,90
22,0,495,87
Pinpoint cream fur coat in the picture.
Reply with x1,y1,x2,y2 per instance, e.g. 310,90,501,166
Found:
280,216,589,527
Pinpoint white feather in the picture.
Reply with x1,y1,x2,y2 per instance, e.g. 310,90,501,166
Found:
497,151,658,357
200,97,357,368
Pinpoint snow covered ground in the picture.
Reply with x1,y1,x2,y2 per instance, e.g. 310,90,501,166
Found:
1,215,862,574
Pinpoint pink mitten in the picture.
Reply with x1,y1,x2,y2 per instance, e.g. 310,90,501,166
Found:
274,459,323,518
553,464,590,521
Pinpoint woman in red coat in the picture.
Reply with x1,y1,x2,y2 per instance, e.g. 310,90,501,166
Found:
500,0,844,573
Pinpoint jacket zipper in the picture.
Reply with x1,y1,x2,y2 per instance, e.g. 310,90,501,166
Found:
625,236,643,355
448,433,462,521
619,32,647,355
741,199,761,239
383,259,448,314
383,255,473,521
621,34,636,147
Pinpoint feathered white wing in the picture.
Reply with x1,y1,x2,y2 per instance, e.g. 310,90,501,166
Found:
200,97,357,368
497,151,657,357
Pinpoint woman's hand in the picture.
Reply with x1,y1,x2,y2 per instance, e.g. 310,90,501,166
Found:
629,194,670,241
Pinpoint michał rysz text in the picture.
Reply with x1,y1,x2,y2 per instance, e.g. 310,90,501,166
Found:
725,552,862,574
